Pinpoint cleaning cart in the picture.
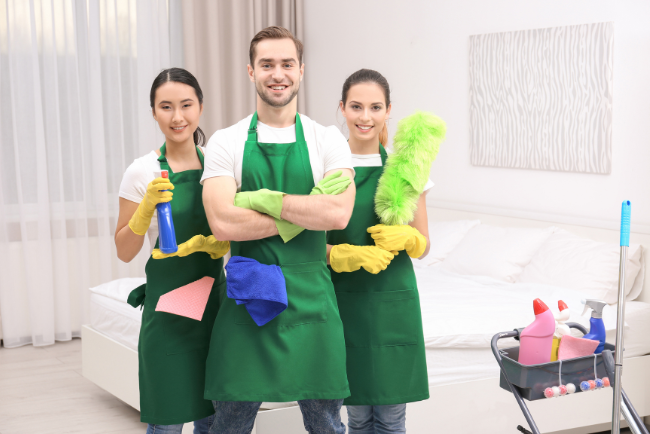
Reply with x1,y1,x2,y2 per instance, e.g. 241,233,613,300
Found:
491,201,648,434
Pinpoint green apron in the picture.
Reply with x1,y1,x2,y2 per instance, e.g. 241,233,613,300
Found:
327,145,429,406
129,144,226,424
204,113,350,402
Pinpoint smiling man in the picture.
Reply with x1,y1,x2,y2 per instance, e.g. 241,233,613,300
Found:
201,27,355,433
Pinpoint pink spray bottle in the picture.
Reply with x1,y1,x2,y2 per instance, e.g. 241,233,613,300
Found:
518,298,556,365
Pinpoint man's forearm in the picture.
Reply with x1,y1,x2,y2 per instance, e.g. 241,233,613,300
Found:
280,186,355,231
207,204,278,242
203,177,279,242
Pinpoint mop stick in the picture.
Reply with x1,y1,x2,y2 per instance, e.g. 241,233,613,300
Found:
612,200,631,434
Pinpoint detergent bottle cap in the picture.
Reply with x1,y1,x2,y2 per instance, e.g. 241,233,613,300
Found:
161,170,169,179
581,299,607,319
558,300,568,311
533,298,549,315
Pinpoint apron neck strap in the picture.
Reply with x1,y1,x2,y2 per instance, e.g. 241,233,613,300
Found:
247,112,305,143
157,142,204,172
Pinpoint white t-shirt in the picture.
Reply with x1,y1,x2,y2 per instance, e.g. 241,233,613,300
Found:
119,151,163,251
351,150,435,192
200,114,354,189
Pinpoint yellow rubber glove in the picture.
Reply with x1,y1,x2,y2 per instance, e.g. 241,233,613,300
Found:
367,224,427,258
330,244,395,274
152,234,230,260
128,177,174,236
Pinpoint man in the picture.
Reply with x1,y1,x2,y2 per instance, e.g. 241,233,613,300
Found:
201,26,355,433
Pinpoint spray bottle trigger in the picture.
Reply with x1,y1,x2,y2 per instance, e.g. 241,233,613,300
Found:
581,299,590,317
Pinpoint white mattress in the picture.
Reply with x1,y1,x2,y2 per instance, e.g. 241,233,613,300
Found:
90,292,142,351
89,271,650,388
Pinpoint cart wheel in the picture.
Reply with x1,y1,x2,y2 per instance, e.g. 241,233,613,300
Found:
517,426,533,434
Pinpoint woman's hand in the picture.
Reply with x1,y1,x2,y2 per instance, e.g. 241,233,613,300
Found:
329,244,395,274
128,177,174,236
152,234,230,260
367,224,427,258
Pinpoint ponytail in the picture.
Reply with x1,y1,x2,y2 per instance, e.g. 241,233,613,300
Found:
194,126,206,147
379,123,388,147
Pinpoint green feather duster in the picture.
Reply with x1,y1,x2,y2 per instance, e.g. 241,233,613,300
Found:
375,111,446,225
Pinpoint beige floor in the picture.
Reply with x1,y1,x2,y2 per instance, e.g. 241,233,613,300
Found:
0,339,643,434
0,338,147,434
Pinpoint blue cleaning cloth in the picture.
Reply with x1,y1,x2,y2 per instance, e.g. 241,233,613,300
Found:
226,256,288,326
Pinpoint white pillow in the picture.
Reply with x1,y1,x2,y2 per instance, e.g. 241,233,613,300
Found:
517,229,643,304
441,225,556,282
89,277,146,303
418,220,481,266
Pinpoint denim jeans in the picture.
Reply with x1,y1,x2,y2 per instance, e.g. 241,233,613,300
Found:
146,414,215,434
210,399,346,434
346,404,406,434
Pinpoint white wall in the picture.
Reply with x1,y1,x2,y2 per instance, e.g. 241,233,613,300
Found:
303,0,650,234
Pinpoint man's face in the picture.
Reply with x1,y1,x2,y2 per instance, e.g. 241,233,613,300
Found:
248,38,304,108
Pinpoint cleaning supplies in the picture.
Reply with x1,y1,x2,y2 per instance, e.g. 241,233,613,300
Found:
558,334,599,360
582,299,607,354
519,298,556,365
551,300,571,361
156,170,178,254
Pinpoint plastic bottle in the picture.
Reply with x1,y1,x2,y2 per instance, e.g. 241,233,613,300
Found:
581,299,607,354
551,300,570,361
518,298,556,365
156,170,178,254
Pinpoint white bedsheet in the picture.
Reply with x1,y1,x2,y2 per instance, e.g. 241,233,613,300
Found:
89,268,650,388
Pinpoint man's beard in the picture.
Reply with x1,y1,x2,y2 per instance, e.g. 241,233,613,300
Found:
256,80,300,108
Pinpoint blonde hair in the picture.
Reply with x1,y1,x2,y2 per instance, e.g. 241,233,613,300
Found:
249,26,304,66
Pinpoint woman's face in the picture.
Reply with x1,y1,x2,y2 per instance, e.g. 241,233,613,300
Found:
340,82,391,143
152,81,203,145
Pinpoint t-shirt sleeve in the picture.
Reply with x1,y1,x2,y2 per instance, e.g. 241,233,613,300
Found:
322,126,354,176
119,160,148,204
201,130,236,184
423,178,435,192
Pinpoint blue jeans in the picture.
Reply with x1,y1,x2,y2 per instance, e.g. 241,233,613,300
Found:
347,404,406,434
146,414,215,434
210,399,346,434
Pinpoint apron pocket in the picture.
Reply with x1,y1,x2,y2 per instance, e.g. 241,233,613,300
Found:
337,288,420,347
234,261,329,327
163,280,224,355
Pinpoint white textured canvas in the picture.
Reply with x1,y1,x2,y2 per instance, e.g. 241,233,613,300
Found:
469,22,613,174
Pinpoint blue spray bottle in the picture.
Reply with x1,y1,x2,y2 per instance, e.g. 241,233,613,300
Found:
156,170,178,254
582,299,607,354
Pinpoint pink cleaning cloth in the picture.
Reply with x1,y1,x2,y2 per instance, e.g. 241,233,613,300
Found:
558,335,600,360
155,276,214,321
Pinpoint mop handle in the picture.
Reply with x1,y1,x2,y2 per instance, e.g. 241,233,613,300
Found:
620,200,631,247
612,200,631,434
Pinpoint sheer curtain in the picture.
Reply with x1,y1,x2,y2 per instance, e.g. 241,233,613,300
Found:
182,0,306,135
0,0,183,348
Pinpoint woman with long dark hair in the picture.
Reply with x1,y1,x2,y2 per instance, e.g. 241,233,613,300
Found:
114,68,229,433
327,69,432,434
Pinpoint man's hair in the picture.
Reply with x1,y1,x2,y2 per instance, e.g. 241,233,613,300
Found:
249,26,303,67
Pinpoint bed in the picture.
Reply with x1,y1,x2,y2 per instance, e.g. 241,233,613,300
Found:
82,207,650,433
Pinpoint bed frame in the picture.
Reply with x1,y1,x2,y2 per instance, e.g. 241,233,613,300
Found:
82,206,650,433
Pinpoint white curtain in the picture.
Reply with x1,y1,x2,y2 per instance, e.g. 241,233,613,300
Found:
0,0,183,348
182,0,305,135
